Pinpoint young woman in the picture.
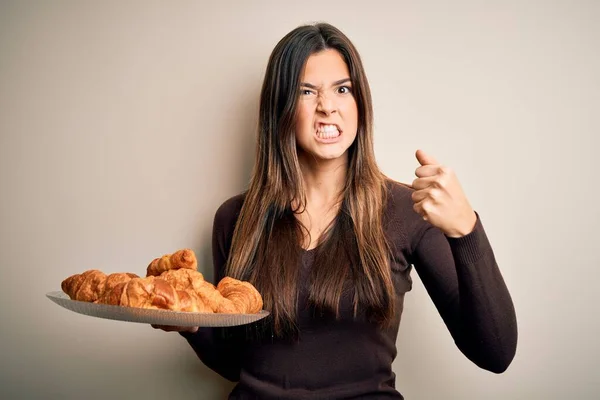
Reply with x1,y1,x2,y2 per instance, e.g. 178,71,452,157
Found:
154,22,518,399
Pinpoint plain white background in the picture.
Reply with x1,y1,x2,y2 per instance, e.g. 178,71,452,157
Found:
1,1,598,399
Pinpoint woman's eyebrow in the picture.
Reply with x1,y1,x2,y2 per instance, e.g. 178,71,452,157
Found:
300,78,352,89
332,78,352,86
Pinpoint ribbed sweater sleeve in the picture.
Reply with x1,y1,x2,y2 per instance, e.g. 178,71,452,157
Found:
405,199,518,373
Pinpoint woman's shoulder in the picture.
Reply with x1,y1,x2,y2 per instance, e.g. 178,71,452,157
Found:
213,191,247,230
384,178,415,214
385,178,413,197
383,178,429,247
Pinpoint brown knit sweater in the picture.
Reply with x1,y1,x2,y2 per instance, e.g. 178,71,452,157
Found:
181,182,518,399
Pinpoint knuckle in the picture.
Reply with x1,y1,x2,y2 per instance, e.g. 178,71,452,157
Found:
421,201,430,213
440,166,452,176
429,188,439,201
412,202,421,214
411,191,417,202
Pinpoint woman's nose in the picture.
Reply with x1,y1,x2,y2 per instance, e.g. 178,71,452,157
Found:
316,94,336,115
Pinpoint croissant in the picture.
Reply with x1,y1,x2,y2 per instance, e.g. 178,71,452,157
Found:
103,272,140,296
158,268,206,293
177,289,213,313
61,269,106,302
146,248,197,277
217,276,263,314
97,276,208,311
60,248,264,315
158,269,239,314
61,270,139,303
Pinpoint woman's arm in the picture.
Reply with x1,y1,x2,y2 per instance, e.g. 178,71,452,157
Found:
180,326,242,382
179,196,246,381
409,213,518,373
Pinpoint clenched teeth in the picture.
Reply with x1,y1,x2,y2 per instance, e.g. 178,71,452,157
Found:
316,124,340,139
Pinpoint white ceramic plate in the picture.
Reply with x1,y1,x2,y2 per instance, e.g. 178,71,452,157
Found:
46,291,270,327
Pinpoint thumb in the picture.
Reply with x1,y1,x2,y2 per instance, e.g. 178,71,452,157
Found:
416,149,438,166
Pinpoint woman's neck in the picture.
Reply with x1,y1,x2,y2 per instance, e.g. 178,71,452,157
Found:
297,152,348,208
293,152,348,249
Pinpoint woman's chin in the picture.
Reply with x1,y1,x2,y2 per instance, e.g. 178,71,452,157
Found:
297,142,352,165
308,149,349,163
318,152,346,161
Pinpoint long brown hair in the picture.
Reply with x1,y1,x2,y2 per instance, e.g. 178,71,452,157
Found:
225,23,394,335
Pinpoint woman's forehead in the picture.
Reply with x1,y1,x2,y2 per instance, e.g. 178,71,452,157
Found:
301,49,350,85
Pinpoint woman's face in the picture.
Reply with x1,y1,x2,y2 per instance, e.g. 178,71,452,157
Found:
294,49,358,165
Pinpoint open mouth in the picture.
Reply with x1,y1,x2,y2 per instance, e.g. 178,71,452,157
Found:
315,124,341,140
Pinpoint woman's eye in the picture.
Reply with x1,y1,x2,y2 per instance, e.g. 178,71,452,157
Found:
337,86,352,94
300,89,314,96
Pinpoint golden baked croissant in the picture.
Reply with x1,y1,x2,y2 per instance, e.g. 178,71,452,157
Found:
217,276,263,314
102,276,170,309
159,268,206,293
177,289,213,313
146,248,197,277
104,272,140,295
96,275,212,312
60,248,264,314
158,269,241,314
61,270,139,303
